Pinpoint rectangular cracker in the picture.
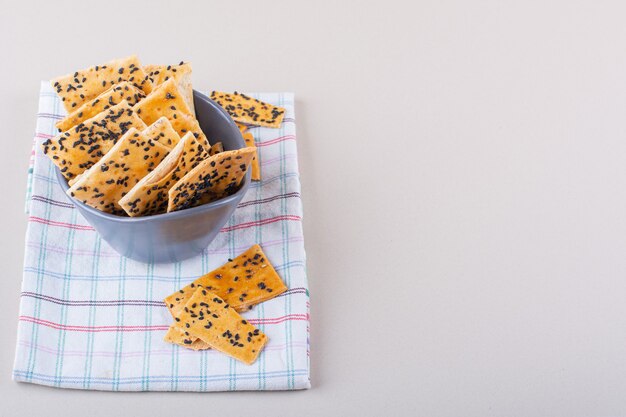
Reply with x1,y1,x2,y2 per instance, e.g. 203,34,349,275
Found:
142,117,181,149
167,147,256,212
41,100,147,181
55,82,145,132
164,325,211,351
139,110,209,151
51,55,152,112
144,62,194,114
210,91,285,128
169,113,210,149
173,288,268,364
242,132,260,181
164,244,287,318
67,128,170,215
119,131,209,217
133,78,208,147
235,122,248,133
133,77,192,125
208,141,223,156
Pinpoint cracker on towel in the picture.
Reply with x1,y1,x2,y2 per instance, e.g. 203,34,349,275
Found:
144,62,194,114
41,100,146,181
119,132,209,217
67,128,169,215
142,117,181,149
167,147,256,212
210,91,285,128
242,132,260,181
171,288,268,364
163,325,211,351
164,244,287,318
55,82,145,132
51,55,152,112
235,122,248,133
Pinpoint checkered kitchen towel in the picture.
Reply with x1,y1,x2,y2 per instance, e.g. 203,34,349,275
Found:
14,82,310,391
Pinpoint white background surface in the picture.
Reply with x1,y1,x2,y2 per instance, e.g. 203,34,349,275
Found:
2,0,626,415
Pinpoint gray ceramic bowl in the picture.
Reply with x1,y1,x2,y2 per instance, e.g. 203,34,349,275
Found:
55,90,250,264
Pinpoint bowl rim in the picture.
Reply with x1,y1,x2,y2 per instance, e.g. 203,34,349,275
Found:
54,90,251,223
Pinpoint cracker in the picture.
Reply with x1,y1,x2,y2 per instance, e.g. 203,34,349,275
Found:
66,112,158,188
144,62,194,114
55,82,145,132
167,147,256,212
208,141,224,156
67,128,169,215
164,244,287,318
119,132,209,217
133,77,192,125
172,288,268,364
163,324,211,351
133,78,208,147
51,55,152,112
242,132,260,181
41,100,147,181
67,173,82,187
210,91,285,128
142,117,181,149
235,122,248,133
168,113,210,149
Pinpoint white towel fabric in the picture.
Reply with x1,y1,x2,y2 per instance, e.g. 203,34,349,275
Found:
14,82,310,391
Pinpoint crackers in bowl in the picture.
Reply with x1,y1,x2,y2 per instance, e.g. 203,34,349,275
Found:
44,55,285,218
